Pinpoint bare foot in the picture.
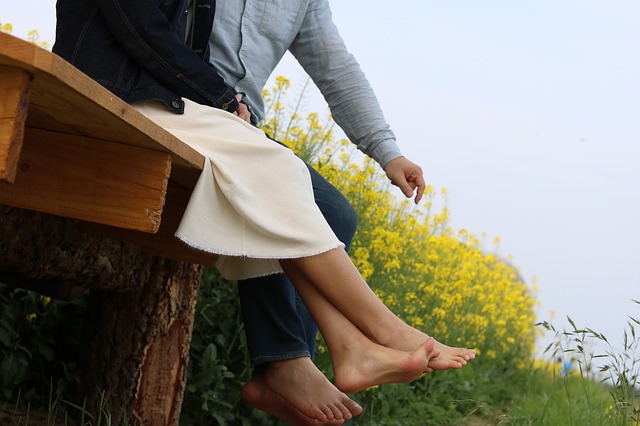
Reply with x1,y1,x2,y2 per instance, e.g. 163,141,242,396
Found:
332,337,439,394
263,357,363,422
429,339,476,370
242,374,346,426
377,325,476,371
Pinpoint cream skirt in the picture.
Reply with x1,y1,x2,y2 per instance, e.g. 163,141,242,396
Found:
134,99,342,280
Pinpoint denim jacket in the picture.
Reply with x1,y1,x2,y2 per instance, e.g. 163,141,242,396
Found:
210,0,402,166
53,0,239,114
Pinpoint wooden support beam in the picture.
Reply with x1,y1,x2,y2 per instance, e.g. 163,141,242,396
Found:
0,128,171,233
80,183,219,266
0,65,33,183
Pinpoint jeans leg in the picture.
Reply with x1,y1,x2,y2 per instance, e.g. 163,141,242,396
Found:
238,159,357,365
238,273,313,365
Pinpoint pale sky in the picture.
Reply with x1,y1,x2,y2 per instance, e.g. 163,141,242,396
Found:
2,1,639,360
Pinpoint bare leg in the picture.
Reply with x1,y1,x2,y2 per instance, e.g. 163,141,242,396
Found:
241,371,351,426
281,248,475,371
281,259,439,393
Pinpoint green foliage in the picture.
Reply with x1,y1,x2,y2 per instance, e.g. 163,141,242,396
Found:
532,307,640,426
0,283,85,406
502,366,615,426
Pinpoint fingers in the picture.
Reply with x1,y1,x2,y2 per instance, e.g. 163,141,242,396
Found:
233,94,252,122
384,157,426,204
411,172,426,204
397,179,415,199
234,103,251,122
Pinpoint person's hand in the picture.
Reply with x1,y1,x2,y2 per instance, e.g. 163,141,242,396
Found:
233,94,251,123
383,156,426,204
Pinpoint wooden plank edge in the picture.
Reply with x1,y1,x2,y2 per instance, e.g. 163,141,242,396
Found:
0,65,33,182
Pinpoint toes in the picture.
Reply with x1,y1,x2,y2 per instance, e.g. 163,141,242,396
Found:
334,402,352,420
312,407,330,422
345,399,363,417
325,404,344,421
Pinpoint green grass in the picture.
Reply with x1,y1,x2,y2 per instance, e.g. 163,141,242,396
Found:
502,368,615,425
486,308,640,426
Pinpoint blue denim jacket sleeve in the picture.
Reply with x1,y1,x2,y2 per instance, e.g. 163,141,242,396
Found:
53,0,238,113
96,0,238,111
289,0,402,167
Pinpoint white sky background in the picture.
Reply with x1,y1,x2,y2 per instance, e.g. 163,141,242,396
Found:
2,1,639,360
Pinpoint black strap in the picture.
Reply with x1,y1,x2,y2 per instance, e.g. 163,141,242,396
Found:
190,0,215,59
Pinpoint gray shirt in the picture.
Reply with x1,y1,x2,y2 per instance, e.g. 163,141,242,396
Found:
209,0,402,167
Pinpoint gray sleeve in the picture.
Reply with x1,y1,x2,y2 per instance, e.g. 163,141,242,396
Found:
289,0,403,168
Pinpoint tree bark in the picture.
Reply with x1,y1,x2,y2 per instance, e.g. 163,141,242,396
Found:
0,205,202,425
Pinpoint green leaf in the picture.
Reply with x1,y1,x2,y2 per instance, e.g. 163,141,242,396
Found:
203,343,217,365
0,327,12,346
40,344,56,362
0,352,16,385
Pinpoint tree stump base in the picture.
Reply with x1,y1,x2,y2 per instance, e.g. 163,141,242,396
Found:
0,205,203,425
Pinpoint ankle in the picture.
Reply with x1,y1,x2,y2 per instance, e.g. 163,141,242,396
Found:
268,356,310,371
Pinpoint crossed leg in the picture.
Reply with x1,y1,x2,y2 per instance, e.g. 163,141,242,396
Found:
282,260,439,393
281,248,476,379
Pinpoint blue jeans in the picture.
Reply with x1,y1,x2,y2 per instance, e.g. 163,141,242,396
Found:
238,159,357,366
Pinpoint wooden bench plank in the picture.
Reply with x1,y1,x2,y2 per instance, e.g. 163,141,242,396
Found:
0,128,171,233
0,32,204,190
0,66,32,183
